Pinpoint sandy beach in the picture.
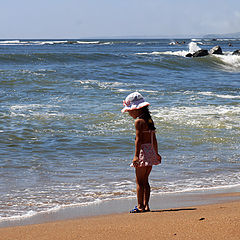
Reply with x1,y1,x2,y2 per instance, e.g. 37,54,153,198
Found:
0,194,239,240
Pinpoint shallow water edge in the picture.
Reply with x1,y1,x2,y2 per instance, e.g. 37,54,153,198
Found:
1,186,239,228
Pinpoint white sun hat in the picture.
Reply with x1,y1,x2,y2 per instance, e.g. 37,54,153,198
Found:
121,92,150,113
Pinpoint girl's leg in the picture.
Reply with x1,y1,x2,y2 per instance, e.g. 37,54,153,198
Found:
135,166,152,211
135,167,145,210
143,166,152,211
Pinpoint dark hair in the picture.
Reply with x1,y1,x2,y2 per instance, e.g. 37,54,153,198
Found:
139,106,156,130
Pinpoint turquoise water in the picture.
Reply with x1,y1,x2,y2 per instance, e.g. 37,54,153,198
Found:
0,39,239,221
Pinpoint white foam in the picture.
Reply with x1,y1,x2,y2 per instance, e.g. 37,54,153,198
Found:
0,196,126,224
136,43,240,71
39,41,67,45
136,51,188,57
74,79,134,91
136,42,202,57
198,91,240,99
151,172,240,195
218,38,240,41
100,42,112,45
117,89,130,92
76,41,100,44
0,40,31,45
10,104,58,111
135,52,158,55
0,210,37,223
9,104,63,119
115,87,159,94
139,89,159,93
153,105,240,129
191,38,202,42
160,50,189,57
1,172,239,223
188,42,201,53
117,88,158,93
214,54,240,70
0,40,21,44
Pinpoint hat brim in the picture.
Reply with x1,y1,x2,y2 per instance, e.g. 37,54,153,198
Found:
121,102,150,113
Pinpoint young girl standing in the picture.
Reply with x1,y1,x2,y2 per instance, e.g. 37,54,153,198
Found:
122,92,161,213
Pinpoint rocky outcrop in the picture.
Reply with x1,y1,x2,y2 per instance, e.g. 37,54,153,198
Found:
185,50,209,58
185,44,240,58
192,50,209,57
185,53,193,57
232,50,240,56
209,46,223,55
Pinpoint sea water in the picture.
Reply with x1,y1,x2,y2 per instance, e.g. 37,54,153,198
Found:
0,38,239,222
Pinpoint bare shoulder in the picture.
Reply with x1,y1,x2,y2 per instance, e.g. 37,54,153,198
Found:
134,118,145,130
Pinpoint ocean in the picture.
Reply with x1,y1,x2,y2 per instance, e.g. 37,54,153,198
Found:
0,38,239,223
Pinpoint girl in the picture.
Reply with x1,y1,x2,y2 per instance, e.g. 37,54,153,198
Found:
122,92,161,213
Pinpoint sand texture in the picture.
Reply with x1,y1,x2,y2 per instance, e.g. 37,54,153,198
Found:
0,200,239,240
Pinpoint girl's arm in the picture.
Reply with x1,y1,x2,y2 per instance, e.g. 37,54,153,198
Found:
153,132,162,163
152,132,158,153
132,119,143,166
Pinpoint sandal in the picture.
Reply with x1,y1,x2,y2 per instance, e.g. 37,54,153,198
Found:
130,206,144,213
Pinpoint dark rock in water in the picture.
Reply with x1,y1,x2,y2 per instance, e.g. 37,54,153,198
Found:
232,50,240,56
209,46,223,55
185,53,193,57
192,50,209,57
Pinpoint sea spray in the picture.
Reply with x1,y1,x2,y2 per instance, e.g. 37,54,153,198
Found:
188,42,201,53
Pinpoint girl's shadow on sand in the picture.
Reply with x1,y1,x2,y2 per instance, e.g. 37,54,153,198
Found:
151,208,197,213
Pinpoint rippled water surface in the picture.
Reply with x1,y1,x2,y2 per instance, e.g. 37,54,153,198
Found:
0,39,240,220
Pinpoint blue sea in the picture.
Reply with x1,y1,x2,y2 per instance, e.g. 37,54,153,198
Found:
0,38,239,222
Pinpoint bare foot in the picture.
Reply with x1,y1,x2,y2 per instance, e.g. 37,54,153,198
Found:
145,206,150,212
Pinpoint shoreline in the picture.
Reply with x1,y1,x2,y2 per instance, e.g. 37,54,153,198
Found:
0,194,239,240
0,187,240,228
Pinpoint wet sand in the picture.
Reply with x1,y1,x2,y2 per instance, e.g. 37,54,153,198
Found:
0,195,239,240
